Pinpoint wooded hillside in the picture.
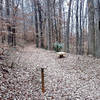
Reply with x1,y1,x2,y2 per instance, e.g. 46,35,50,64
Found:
0,0,100,57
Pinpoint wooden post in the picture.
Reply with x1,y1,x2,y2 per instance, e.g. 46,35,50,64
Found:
41,68,45,93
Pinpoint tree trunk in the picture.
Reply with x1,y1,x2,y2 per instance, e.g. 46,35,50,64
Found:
53,0,58,42
5,0,10,16
6,0,11,45
95,0,100,58
22,0,26,41
65,0,72,53
88,0,95,56
76,0,79,54
0,0,4,43
37,0,44,48
34,0,39,48
58,0,62,43
0,0,3,16
79,0,83,55
47,0,52,50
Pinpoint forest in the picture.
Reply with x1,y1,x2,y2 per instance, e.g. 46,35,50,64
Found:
0,0,100,99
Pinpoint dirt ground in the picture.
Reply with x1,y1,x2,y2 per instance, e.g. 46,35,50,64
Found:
0,45,100,100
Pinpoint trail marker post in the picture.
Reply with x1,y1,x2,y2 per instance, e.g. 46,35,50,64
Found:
41,68,45,93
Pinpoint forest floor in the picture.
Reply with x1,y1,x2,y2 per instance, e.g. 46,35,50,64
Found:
0,44,100,100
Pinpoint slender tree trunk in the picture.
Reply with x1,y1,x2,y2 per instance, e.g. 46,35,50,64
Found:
88,0,95,56
37,1,44,48
79,0,83,55
12,0,17,47
65,0,72,53
47,0,52,50
22,0,26,41
95,0,100,57
34,0,39,48
0,0,3,16
53,0,58,42
31,1,34,25
82,0,87,55
31,0,35,43
76,0,79,54
58,0,62,43
70,1,74,52
6,0,11,45
6,0,10,17
0,0,4,43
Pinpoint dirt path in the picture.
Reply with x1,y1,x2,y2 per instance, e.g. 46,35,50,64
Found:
0,45,100,100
